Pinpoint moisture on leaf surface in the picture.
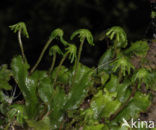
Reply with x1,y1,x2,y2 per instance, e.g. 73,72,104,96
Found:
65,64,94,110
11,56,39,119
83,88,121,120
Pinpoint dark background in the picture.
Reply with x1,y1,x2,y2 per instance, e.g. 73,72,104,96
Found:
0,0,151,69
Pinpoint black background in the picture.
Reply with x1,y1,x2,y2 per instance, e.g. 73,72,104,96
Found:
0,0,151,69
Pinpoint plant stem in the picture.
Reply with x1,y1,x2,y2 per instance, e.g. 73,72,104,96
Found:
30,38,53,74
18,30,27,63
114,40,120,57
49,54,56,74
72,39,85,85
118,69,123,83
53,52,68,86
39,105,48,120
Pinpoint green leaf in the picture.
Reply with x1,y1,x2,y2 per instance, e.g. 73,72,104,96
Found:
0,102,10,115
93,89,121,119
31,70,48,81
65,64,93,110
98,48,114,73
27,116,51,130
83,123,104,130
98,71,109,86
11,56,39,119
51,66,70,84
37,71,68,129
107,125,129,130
0,65,12,90
150,71,156,91
106,26,127,48
105,74,119,92
38,77,53,106
0,65,12,81
83,89,121,120
71,29,94,46
116,80,131,103
124,40,149,57
0,81,12,90
8,104,26,125
113,92,151,124
0,91,9,103
49,87,67,129
23,76,39,119
9,22,29,38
